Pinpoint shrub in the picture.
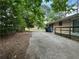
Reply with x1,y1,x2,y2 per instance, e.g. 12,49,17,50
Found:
0,1,18,36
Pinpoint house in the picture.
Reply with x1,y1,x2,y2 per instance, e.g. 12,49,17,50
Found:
48,14,79,37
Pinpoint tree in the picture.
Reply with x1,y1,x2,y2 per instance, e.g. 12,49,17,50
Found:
24,0,46,28
52,0,76,16
0,0,49,36
47,10,61,22
0,0,18,36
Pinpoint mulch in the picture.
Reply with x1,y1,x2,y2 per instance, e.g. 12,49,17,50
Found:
0,32,31,59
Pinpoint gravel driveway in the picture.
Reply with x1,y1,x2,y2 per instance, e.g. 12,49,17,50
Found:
26,32,79,59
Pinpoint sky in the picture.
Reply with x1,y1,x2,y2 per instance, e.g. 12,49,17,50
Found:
68,0,77,5
42,0,52,8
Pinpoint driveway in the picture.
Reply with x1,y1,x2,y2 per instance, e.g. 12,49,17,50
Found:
26,32,79,59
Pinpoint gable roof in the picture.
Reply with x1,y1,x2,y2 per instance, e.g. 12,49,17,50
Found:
49,13,79,24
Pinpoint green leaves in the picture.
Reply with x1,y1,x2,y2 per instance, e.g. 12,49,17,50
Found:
0,0,17,36
52,0,67,12
24,0,45,28
52,0,75,12
0,0,52,36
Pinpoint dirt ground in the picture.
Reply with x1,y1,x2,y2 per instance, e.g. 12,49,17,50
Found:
0,32,31,59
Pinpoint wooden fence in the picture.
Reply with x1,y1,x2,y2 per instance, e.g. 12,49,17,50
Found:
54,26,79,38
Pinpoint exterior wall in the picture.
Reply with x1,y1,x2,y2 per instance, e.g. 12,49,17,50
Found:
62,20,72,27
53,22,60,33
53,20,72,34
49,14,79,37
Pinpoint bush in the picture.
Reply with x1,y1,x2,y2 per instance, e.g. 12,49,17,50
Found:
0,0,27,37
0,1,18,36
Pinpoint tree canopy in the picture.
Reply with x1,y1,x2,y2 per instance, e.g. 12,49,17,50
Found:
0,0,49,36
52,0,76,15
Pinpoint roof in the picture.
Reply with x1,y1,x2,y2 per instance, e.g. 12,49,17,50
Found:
48,13,79,24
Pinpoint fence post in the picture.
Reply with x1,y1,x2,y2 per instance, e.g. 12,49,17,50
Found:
69,27,71,38
54,27,56,34
60,27,62,36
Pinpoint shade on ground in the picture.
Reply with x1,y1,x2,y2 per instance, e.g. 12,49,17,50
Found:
26,32,79,59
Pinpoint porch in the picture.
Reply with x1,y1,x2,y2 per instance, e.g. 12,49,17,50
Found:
54,26,79,41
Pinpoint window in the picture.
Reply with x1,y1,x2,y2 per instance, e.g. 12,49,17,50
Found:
73,20,79,33
59,21,62,26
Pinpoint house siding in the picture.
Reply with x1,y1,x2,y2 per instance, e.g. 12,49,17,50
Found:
53,20,72,34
